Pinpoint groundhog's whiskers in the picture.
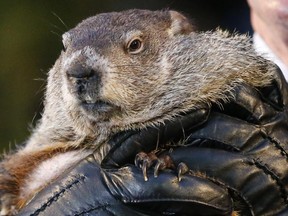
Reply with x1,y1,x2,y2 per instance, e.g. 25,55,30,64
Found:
0,9,277,215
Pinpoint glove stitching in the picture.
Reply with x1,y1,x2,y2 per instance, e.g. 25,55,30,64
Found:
258,127,288,160
267,135,288,160
259,129,288,203
30,174,86,216
178,171,253,215
128,197,231,213
252,159,288,205
189,156,288,214
73,204,113,216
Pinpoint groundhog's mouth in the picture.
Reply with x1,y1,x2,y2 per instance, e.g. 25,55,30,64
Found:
81,100,114,112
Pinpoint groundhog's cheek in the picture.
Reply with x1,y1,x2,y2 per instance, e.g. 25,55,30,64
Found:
100,72,128,103
101,68,160,113
102,84,131,107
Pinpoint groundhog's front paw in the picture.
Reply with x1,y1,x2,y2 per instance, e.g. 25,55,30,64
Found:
135,151,189,181
0,193,17,216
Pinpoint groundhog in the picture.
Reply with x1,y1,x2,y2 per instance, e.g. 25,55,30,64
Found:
0,9,276,215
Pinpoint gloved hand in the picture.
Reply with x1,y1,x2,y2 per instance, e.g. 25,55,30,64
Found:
17,109,234,216
168,67,288,215
103,67,288,215
17,153,233,216
18,66,288,216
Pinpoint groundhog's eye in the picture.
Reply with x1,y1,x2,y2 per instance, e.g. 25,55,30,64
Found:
127,38,143,54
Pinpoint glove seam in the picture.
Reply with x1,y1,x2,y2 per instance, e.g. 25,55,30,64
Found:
29,174,86,216
259,129,288,205
73,204,113,216
127,198,230,213
252,159,288,205
188,171,253,215
267,134,288,161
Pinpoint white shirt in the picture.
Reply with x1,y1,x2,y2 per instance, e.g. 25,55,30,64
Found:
253,33,288,81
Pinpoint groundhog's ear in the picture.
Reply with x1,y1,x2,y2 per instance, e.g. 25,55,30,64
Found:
168,10,193,36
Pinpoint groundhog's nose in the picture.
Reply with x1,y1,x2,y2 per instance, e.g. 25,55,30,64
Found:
66,65,101,94
66,65,95,79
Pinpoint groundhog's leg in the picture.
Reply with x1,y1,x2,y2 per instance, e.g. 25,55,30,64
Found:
0,143,75,215
0,158,21,215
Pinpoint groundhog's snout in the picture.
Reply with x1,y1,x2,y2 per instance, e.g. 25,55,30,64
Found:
65,63,115,113
66,64,96,79
66,64,101,95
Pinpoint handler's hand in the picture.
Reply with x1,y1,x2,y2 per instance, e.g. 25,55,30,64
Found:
17,153,232,216
166,67,288,216
17,108,234,216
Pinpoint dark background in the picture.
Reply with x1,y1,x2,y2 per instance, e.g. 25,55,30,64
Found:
0,0,252,152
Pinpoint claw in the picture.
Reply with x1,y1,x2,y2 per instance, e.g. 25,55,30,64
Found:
135,152,146,169
154,154,175,178
177,162,189,182
135,151,177,181
142,160,149,181
135,152,158,181
135,152,149,181
154,160,165,178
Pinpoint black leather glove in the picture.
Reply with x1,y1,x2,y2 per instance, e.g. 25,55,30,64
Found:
18,109,234,216
102,67,288,215
18,67,288,215
158,67,288,215
17,154,232,216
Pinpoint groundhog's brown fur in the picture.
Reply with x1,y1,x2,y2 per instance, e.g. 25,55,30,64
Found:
0,9,277,215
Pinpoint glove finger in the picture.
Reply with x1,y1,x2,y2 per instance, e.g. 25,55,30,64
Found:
102,107,209,168
168,147,287,216
214,67,288,153
260,66,288,107
186,111,288,188
219,83,278,124
104,165,232,216
219,67,287,123
17,155,148,216
185,111,262,152
18,153,232,216
219,68,288,124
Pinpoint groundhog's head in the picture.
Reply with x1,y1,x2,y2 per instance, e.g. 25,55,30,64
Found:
49,9,194,134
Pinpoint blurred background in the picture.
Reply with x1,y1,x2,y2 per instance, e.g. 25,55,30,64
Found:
0,0,251,152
